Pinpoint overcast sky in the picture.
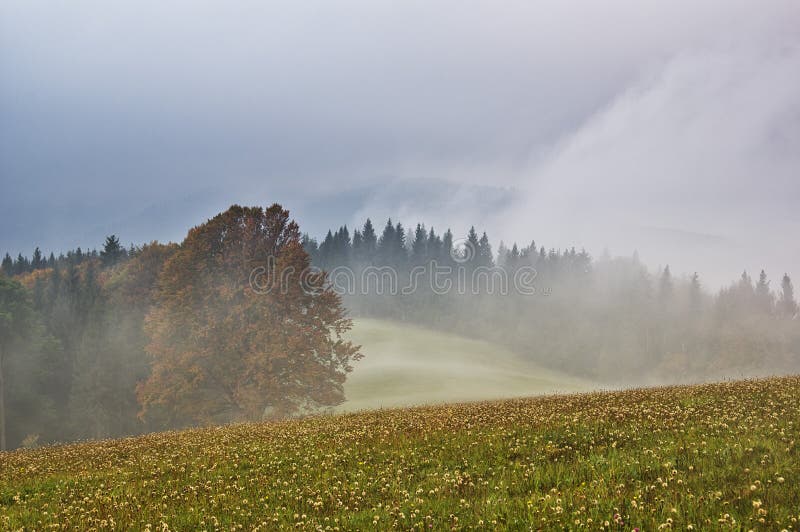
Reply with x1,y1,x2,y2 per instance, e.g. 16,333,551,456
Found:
1,0,798,286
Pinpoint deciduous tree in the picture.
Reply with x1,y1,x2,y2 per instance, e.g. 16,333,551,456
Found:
137,204,361,428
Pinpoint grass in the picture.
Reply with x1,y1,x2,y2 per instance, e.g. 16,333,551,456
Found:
2,376,800,530
339,319,592,412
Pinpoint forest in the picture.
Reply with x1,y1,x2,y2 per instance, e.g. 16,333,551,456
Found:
304,219,800,380
1,205,798,450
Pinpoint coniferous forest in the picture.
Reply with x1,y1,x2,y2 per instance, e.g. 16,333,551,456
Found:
1,205,799,450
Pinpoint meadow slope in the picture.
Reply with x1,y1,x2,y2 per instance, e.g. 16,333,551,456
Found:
339,319,592,412
2,377,800,530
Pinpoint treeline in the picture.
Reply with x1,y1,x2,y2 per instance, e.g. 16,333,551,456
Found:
304,219,800,383
3,211,799,449
0,205,357,450
1,236,133,277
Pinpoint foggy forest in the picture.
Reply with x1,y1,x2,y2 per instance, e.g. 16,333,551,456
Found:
1,208,798,450
2,1,799,529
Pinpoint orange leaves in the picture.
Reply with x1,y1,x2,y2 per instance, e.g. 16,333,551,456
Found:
137,204,362,429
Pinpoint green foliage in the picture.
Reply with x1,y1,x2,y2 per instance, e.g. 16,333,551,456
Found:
0,278,57,450
0,254,12,277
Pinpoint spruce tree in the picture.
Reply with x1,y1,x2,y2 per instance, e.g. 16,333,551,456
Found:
496,241,509,267
31,247,44,270
465,227,480,264
395,222,407,260
738,270,755,307
778,273,798,318
318,230,335,268
477,232,493,267
101,235,123,266
377,219,395,265
361,219,378,260
427,227,442,263
301,234,319,261
333,226,351,266
755,270,773,314
510,243,520,264
520,241,536,262
442,229,454,263
689,272,702,313
1,254,12,277
411,224,428,265
14,253,28,275
351,229,363,262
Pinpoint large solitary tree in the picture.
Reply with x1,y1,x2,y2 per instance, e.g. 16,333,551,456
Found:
137,204,361,428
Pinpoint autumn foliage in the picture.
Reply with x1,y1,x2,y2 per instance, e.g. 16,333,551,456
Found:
137,204,361,427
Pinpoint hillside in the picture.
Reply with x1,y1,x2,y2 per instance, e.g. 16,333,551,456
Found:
339,319,592,412
2,377,799,530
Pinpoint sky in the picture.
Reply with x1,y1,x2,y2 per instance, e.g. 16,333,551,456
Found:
1,0,798,287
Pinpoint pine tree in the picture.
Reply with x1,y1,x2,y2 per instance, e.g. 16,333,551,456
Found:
755,270,774,314
14,254,28,275
318,230,335,268
427,227,442,263
576,248,591,274
778,273,798,318
361,219,378,260
337,226,351,264
689,272,702,313
496,241,509,267
31,247,44,270
465,227,480,265
477,232,493,267
1,254,12,277
301,234,319,261
378,219,396,265
411,224,428,265
442,229,454,263
738,270,755,307
509,243,520,268
101,235,124,266
351,229,363,262
395,222,407,262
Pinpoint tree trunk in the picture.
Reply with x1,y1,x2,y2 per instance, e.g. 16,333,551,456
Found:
0,345,6,451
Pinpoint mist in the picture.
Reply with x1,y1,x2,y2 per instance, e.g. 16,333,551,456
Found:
1,1,800,451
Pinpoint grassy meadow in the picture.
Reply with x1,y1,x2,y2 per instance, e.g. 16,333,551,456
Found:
339,319,592,412
2,376,800,530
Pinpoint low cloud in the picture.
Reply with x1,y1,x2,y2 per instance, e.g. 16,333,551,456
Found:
497,39,800,286
1,0,797,284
